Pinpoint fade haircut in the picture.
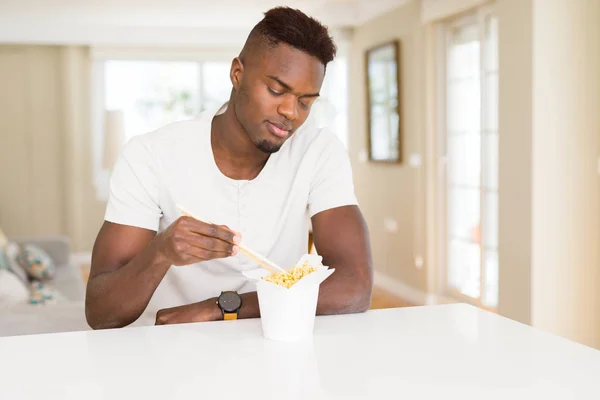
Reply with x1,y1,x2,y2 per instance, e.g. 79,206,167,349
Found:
240,6,337,67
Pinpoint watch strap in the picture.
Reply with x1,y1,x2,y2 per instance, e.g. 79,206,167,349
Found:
223,312,238,321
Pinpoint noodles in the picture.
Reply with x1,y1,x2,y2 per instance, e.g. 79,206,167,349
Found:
262,261,318,288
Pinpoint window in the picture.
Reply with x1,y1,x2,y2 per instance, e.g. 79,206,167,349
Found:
313,56,349,148
104,60,230,142
440,8,498,309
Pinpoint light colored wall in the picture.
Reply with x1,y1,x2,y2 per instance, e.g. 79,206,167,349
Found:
0,46,65,238
60,46,106,252
495,0,600,347
530,0,600,349
496,0,534,325
349,0,428,291
0,45,105,251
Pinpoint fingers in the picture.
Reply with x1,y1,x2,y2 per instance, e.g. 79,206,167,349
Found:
186,232,239,256
173,217,241,262
181,217,241,244
184,242,235,262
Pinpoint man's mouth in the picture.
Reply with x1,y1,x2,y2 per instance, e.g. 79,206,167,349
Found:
266,121,291,138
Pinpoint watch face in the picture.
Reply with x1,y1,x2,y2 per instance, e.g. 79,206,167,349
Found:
218,291,242,313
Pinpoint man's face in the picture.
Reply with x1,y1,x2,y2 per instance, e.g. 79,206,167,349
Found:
231,43,325,153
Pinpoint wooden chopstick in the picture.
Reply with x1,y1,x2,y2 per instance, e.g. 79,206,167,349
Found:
235,244,289,275
235,246,278,275
176,204,289,276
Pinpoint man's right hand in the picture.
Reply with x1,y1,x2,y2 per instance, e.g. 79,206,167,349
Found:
86,217,241,329
156,216,241,266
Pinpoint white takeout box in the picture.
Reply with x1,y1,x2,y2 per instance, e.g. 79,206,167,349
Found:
242,254,335,342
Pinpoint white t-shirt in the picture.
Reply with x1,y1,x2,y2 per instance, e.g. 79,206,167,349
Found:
105,103,357,315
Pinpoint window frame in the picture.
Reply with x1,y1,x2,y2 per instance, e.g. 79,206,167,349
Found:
437,4,499,312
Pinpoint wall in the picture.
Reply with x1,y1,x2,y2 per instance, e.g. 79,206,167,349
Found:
530,0,600,349
349,0,428,291
60,46,106,252
496,0,600,347
496,0,534,325
0,45,105,251
421,0,489,21
0,46,65,238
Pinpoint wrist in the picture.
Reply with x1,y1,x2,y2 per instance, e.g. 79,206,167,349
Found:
238,292,260,319
151,233,172,270
206,297,225,321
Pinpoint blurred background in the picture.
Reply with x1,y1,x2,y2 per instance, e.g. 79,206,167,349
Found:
0,0,599,350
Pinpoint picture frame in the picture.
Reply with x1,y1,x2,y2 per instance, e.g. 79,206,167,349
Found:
365,40,402,163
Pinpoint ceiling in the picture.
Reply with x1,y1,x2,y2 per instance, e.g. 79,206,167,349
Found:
0,0,409,46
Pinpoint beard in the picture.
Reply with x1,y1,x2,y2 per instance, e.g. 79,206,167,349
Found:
253,138,282,154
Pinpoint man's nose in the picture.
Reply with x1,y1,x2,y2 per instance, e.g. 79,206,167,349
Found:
277,94,299,122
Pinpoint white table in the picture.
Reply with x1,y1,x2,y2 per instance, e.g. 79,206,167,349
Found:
1,304,600,399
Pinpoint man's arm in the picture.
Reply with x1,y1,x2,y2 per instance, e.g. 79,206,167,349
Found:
86,218,239,330
155,205,373,324
312,205,373,314
86,222,165,330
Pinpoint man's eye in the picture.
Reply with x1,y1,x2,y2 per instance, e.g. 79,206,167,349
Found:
267,86,283,96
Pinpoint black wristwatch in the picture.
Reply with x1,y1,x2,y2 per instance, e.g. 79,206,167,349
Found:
216,291,242,320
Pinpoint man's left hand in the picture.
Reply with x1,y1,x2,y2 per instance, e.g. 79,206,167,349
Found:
155,298,221,325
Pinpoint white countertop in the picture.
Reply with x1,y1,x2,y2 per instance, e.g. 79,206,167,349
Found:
1,304,600,399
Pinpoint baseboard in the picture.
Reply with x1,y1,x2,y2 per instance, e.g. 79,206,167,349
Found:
373,271,458,306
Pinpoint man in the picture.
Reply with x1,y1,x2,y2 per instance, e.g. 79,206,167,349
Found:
86,6,373,329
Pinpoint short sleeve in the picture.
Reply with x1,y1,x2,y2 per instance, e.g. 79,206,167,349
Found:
104,136,162,231
307,133,358,217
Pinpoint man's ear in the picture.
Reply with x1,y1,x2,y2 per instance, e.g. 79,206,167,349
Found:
230,57,244,91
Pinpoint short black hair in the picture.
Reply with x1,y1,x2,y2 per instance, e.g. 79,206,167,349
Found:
243,6,337,67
